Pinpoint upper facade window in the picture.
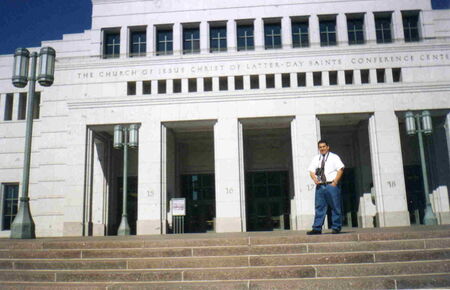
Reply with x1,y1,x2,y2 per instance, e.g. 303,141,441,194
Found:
103,29,120,58
183,25,200,54
264,20,282,49
291,18,309,48
130,28,146,57
210,24,227,52
375,13,393,44
319,16,337,46
237,23,254,51
347,14,365,45
156,27,173,55
402,11,420,42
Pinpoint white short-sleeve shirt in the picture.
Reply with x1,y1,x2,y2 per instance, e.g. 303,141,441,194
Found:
308,152,345,182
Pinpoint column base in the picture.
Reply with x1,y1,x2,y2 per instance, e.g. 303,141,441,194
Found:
215,217,242,233
137,219,161,235
92,224,106,236
376,211,410,227
294,214,315,230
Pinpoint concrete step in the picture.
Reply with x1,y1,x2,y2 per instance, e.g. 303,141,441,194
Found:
2,248,448,270
0,237,448,260
0,260,448,282
2,274,450,290
1,226,449,251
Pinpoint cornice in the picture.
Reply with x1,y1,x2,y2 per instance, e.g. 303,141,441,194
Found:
55,42,450,71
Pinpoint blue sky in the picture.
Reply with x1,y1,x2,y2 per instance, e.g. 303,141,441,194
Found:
0,0,449,55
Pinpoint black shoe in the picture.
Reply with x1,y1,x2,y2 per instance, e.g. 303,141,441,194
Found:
307,229,322,235
332,229,341,234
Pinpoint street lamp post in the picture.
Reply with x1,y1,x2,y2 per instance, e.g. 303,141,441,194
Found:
10,47,56,239
405,110,438,225
114,124,140,235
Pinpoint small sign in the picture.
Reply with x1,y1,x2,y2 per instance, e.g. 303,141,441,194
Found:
171,198,186,216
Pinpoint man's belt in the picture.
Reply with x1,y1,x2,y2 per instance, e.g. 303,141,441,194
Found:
318,182,333,185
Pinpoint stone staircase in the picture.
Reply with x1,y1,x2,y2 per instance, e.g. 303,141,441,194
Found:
0,226,449,289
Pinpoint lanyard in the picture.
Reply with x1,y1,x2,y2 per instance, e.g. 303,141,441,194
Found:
318,152,329,168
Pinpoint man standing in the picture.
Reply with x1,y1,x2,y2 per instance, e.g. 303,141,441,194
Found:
307,140,345,235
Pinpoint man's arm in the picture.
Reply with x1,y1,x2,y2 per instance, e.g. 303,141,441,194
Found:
332,168,344,186
310,171,320,185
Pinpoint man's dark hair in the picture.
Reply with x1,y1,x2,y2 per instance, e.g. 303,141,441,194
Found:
318,140,328,146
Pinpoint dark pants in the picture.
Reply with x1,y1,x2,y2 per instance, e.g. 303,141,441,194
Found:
312,184,342,231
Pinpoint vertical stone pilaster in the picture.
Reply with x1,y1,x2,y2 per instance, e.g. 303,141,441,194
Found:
282,16,292,48
200,21,208,54
254,18,264,51
214,118,242,232
368,113,410,227
146,24,154,56
227,20,236,52
309,15,320,47
337,14,348,46
173,23,181,55
393,10,405,43
120,26,128,58
137,121,162,235
366,12,377,44
291,115,320,230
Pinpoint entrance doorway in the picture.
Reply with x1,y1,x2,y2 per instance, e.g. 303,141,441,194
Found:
318,114,373,228
163,120,216,234
181,174,215,233
241,117,294,231
84,125,139,236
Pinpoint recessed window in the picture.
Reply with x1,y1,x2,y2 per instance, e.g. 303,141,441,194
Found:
4,93,13,121
264,21,282,49
345,70,354,84
282,73,291,88
183,26,200,54
18,93,27,120
210,24,227,52
329,71,338,85
103,29,120,58
188,78,197,92
266,74,275,88
347,15,365,45
235,76,244,90
1,183,19,230
319,17,337,46
402,11,420,42
158,80,167,94
376,69,385,83
250,75,259,89
392,68,402,82
237,23,254,51
313,72,322,86
297,72,306,87
292,19,309,48
143,81,152,94
219,77,228,91
375,13,393,44
156,28,173,55
361,69,370,84
204,78,213,92
129,28,146,57
127,81,136,95
173,79,182,93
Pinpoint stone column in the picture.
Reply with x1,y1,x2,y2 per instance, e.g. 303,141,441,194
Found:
137,121,162,235
120,26,128,58
200,21,208,54
309,15,320,47
291,115,320,230
227,20,236,52
146,25,154,56
214,118,242,232
173,23,181,55
366,12,377,44
392,10,405,43
91,139,108,236
446,113,450,169
368,113,410,227
336,14,348,46
254,18,264,51
282,16,292,49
